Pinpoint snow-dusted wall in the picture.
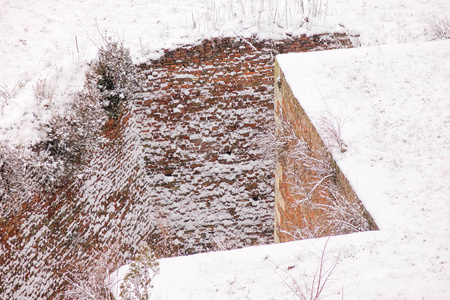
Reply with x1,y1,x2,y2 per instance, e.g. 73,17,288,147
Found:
0,33,354,299
136,34,354,254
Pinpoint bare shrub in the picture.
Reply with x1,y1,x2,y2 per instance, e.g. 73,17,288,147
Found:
316,109,347,153
119,244,160,300
33,78,56,105
64,243,159,300
152,211,181,258
0,86,13,102
425,15,450,40
0,85,17,114
211,237,237,252
28,39,145,193
198,0,328,34
274,112,370,240
268,238,340,300
0,144,32,216
64,244,124,300
29,82,107,191
1,40,136,205
304,0,329,29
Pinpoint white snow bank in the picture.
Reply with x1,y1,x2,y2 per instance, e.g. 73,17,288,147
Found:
273,40,449,299
277,40,450,234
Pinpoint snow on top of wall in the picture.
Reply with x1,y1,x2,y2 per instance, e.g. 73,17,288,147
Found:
273,39,450,299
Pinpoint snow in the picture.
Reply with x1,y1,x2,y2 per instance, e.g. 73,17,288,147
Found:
2,0,450,299
275,40,450,299
2,0,448,146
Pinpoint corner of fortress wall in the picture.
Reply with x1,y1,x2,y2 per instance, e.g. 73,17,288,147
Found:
274,57,378,243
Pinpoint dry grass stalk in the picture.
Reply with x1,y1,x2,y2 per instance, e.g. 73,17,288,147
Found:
268,238,340,300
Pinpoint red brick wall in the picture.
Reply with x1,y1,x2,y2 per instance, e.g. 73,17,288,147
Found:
134,33,355,253
0,33,355,299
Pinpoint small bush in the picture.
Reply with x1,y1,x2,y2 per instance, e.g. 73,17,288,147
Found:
274,113,370,240
1,38,141,212
0,85,16,114
65,243,124,300
120,244,160,300
87,40,142,119
316,109,348,153
0,144,31,216
269,238,340,300
425,15,450,40
30,85,107,190
28,39,143,193
33,78,56,104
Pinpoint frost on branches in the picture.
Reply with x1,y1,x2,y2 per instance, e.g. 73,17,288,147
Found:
87,40,143,119
0,39,142,213
119,245,160,300
275,112,371,240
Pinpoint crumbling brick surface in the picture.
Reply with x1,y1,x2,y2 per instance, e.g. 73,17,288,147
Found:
133,34,354,253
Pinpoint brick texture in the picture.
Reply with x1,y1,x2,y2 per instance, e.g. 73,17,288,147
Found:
0,33,354,299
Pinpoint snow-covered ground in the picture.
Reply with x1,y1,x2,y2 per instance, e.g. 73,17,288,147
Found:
1,0,448,145
1,0,449,299
275,40,450,299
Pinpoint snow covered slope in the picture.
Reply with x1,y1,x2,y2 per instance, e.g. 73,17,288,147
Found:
1,0,448,146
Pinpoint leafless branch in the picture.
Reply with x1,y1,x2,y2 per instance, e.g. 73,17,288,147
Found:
273,112,370,240
0,85,17,114
316,109,347,153
425,15,450,40
268,238,339,300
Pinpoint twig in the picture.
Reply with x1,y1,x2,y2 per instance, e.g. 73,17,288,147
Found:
267,238,339,300
75,35,79,54
235,34,258,51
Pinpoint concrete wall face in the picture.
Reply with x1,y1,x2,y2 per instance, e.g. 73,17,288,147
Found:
274,61,378,243
1,34,355,299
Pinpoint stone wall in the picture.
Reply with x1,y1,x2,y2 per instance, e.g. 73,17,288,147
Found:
0,33,355,299
135,33,355,253
274,59,378,243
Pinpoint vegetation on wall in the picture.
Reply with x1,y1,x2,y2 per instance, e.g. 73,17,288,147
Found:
88,39,142,119
275,111,371,240
120,244,160,300
0,38,139,215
